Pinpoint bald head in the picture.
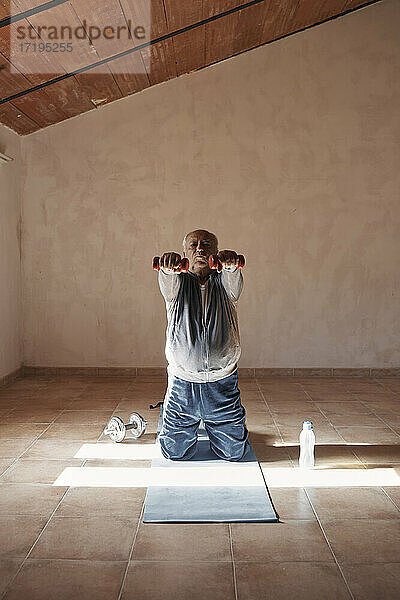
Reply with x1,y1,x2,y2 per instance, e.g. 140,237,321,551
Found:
183,229,218,253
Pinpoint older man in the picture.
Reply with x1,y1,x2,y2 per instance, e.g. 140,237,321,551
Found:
157,229,248,461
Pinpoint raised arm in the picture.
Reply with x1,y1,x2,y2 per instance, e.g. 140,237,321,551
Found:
158,270,181,304
157,252,183,304
221,268,243,302
218,250,244,302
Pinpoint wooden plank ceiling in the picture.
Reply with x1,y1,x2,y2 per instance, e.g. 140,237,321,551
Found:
0,0,378,135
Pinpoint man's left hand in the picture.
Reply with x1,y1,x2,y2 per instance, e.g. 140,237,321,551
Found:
217,250,239,271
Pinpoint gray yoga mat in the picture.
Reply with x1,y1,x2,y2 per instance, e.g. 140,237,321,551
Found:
143,414,279,523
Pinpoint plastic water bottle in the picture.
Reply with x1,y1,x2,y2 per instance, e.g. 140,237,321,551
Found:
299,421,315,469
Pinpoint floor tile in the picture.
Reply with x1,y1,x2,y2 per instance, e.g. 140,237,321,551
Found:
382,381,400,392
260,462,294,476
22,440,88,459
3,409,62,424
67,399,120,410
248,430,281,446
235,562,350,600
3,559,126,600
247,424,281,438
0,559,23,596
0,392,35,402
0,409,12,417
326,413,387,427
323,519,400,563
0,390,25,400
0,424,48,439
341,562,400,600
352,445,400,464
38,424,103,441
0,403,24,413
34,384,85,393
305,394,358,403
29,390,84,400
30,516,137,561
269,488,315,520
0,515,47,558
0,440,34,459
14,399,72,410
0,458,15,475
314,401,373,414
246,410,274,429
45,380,89,389
123,392,165,402
55,486,145,517
0,459,83,484
7,378,48,389
266,401,318,414
343,381,386,393
299,380,348,389
245,407,270,419
135,395,164,413
54,410,115,424
121,561,235,600
0,483,67,515
382,487,400,511
132,523,231,561
361,400,400,412
335,427,400,444
77,391,127,401
373,412,400,426
258,381,304,390
264,392,311,402
354,391,399,401
231,521,333,562
252,445,291,463
240,390,264,399
273,413,329,427
306,487,400,520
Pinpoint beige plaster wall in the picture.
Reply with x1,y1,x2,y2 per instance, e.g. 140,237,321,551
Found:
21,0,400,368
0,125,22,378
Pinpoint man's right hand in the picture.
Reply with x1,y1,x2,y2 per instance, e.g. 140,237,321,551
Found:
160,252,182,273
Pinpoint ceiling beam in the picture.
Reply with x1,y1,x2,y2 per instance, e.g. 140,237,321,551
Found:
0,0,70,28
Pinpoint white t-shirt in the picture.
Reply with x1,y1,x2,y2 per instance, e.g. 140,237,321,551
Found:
199,282,208,319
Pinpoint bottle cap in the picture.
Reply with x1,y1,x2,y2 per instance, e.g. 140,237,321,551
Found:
303,420,313,430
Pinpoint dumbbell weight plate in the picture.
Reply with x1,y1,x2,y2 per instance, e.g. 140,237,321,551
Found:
128,413,147,438
104,416,126,443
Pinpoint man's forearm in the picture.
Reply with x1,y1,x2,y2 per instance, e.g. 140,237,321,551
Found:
158,269,181,304
221,268,243,302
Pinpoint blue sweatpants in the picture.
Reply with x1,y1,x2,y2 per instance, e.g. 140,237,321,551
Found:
159,370,248,461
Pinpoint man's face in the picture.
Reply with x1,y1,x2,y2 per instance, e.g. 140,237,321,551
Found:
184,230,218,272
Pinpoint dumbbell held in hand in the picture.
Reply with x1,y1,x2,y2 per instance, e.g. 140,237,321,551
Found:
153,252,189,273
209,253,245,272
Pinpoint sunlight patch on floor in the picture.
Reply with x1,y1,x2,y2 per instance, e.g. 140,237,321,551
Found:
261,467,400,487
74,443,162,460
53,465,265,487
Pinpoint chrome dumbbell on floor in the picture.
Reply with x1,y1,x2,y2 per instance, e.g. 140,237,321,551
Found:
103,413,148,443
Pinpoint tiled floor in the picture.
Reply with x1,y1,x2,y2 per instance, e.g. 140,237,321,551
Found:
0,375,399,599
